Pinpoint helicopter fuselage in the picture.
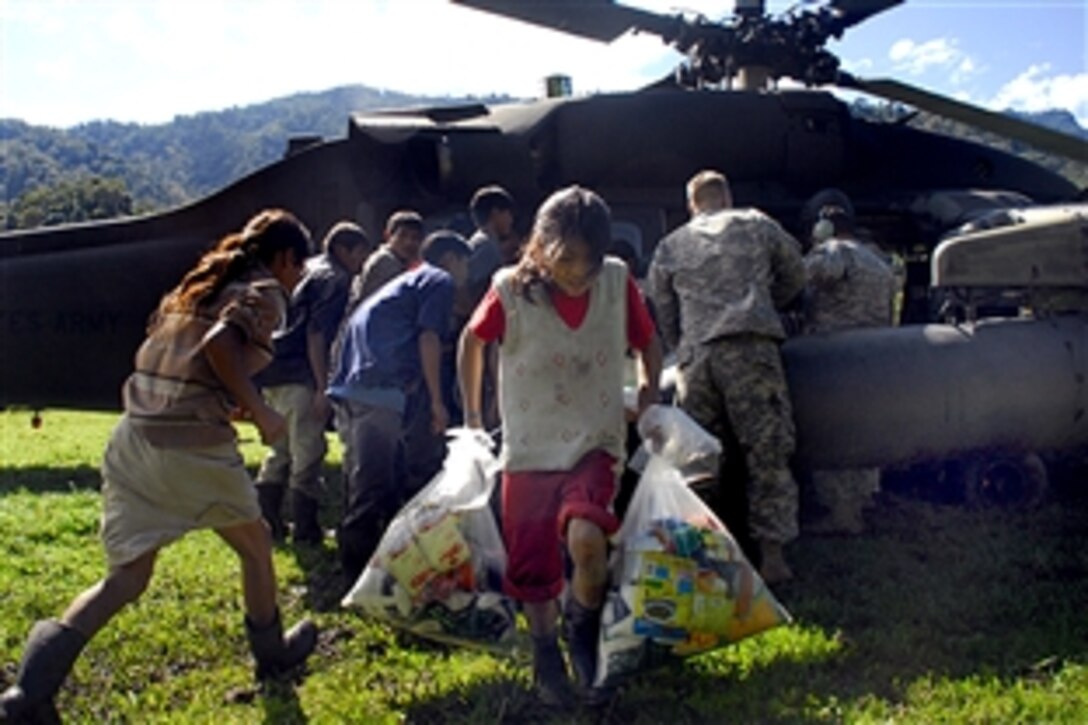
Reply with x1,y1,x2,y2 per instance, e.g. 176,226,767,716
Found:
0,87,1079,412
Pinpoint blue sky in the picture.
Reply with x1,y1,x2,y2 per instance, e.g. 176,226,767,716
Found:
1,0,1085,129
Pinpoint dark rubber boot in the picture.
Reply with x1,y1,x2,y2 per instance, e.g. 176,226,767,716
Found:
564,599,601,691
0,619,87,723
290,490,322,545
531,634,573,707
336,517,385,588
256,484,287,542
565,598,614,705
244,609,318,682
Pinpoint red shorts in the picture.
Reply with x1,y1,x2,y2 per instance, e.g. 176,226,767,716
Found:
501,449,620,602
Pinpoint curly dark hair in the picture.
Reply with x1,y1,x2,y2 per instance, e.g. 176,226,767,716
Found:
154,209,311,326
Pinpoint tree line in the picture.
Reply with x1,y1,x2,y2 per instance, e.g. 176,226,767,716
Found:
1,85,506,231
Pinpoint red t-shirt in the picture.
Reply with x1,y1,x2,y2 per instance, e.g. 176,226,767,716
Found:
467,273,656,350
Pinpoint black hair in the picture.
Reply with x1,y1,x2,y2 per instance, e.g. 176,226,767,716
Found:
421,230,471,266
470,185,515,228
322,221,372,253
384,210,424,237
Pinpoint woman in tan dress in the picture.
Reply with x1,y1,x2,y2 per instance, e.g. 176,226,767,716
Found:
1,209,319,721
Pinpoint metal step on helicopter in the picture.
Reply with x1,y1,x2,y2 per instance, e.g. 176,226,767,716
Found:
1,0,1085,505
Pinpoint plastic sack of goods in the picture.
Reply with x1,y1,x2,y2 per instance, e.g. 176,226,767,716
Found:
341,429,525,655
595,405,792,688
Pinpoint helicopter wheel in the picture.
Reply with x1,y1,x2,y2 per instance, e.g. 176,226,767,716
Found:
963,452,1048,510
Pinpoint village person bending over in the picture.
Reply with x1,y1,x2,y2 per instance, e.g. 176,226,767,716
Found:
459,186,662,705
328,231,472,585
0,210,319,722
648,169,805,583
255,221,376,544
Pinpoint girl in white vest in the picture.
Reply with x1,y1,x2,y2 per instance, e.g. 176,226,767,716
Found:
459,186,662,706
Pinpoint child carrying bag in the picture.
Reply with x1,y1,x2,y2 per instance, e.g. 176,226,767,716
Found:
341,429,526,655
595,405,792,688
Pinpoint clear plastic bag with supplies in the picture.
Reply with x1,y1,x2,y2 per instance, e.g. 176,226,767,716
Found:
341,428,527,655
595,405,792,688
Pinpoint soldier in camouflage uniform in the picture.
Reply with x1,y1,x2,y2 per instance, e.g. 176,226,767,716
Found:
648,169,805,583
803,205,897,534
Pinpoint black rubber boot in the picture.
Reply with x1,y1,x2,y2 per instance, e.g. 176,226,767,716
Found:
564,599,601,689
243,609,318,682
531,634,573,707
564,598,611,705
336,516,386,588
0,619,88,723
256,484,287,543
290,490,322,545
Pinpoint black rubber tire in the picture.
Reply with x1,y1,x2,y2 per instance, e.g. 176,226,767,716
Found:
963,452,1048,509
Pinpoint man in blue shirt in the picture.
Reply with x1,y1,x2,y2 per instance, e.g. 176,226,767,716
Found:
328,231,470,584
255,221,375,545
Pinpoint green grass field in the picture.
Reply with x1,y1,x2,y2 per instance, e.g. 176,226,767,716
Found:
1,409,1086,723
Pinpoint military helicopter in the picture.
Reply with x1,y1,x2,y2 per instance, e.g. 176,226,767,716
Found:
1,0,1085,502
446,1,1087,501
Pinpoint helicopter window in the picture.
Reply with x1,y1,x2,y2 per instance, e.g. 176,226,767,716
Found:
610,221,643,261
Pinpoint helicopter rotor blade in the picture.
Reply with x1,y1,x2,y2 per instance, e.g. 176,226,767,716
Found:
826,0,904,34
841,74,1088,163
450,0,678,43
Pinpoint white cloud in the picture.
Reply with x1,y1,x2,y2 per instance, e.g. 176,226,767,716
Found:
951,57,977,86
888,37,977,86
990,63,1088,127
841,57,874,75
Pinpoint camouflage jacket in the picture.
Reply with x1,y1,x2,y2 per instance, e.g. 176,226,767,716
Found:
648,208,804,359
803,236,896,334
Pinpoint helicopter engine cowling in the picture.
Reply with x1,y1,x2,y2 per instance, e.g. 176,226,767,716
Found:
782,316,1088,470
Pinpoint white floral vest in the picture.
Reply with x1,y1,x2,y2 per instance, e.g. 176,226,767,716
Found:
495,258,628,472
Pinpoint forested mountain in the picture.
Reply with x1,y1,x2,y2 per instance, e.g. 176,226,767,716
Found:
1,85,509,228
1,84,1083,230
909,109,1086,190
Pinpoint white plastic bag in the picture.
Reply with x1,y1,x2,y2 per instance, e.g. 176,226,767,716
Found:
342,428,525,655
595,409,791,688
629,404,722,482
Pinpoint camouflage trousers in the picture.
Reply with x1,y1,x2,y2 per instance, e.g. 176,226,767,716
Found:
675,336,799,544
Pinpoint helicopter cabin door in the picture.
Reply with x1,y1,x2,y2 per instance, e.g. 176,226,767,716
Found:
780,92,847,188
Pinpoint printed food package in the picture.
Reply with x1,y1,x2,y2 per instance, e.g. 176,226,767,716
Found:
342,429,525,655
595,407,791,687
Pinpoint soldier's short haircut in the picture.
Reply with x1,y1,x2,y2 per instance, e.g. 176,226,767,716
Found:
470,185,515,227
384,210,424,238
321,221,371,253
686,169,732,210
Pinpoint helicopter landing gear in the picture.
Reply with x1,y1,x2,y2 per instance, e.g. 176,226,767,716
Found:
962,452,1049,510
